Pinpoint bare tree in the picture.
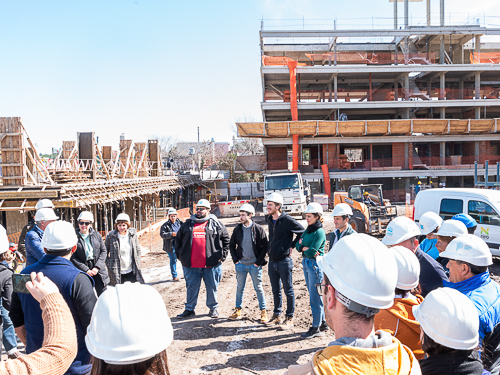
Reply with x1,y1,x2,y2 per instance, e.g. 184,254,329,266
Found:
232,115,264,156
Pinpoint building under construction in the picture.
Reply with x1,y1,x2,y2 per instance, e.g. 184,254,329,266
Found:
0,118,203,242
238,6,500,203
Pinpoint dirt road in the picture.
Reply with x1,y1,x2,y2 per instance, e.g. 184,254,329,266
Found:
140,214,500,375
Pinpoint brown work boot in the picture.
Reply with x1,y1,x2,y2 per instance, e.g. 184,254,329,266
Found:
260,309,268,324
279,316,294,330
265,313,282,325
229,307,242,320
173,277,180,282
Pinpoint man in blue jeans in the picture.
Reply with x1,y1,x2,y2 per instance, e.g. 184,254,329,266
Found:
265,193,304,330
160,208,183,282
175,199,230,319
229,203,268,323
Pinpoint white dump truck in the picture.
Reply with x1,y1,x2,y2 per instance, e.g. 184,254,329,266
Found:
263,172,310,217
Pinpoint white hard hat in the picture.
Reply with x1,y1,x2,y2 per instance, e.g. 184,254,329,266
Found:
0,226,8,255
440,234,493,266
390,246,420,290
332,203,353,217
239,203,255,215
167,208,177,216
317,234,398,313
418,212,443,235
115,213,131,223
382,216,420,246
35,199,55,210
77,211,94,223
413,287,479,350
436,220,468,237
304,202,323,215
34,208,59,222
266,193,283,205
85,283,173,365
41,221,78,250
196,199,211,209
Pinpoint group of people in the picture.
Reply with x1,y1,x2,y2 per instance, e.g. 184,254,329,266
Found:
0,193,498,374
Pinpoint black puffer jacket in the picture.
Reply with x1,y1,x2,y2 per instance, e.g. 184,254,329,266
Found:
175,214,230,268
72,228,110,285
160,219,184,253
230,222,268,266
419,350,484,375
267,212,304,262
0,262,13,325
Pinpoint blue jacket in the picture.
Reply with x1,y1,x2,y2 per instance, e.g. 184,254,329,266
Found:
444,272,500,341
420,238,439,259
24,225,45,266
19,256,93,375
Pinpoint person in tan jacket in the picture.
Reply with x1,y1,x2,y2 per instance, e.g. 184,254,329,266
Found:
375,246,424,359
0,272,77,375
283,234,420,375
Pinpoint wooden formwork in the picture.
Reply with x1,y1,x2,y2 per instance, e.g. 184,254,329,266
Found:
148,140,160,177
0,118,26,186
119,139,134,179
134,142,148,178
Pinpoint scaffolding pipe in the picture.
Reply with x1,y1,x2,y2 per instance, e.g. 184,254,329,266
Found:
288,60,299,171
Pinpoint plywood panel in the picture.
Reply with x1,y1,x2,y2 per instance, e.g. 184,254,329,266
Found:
367,120,388,135
413,120,447,134
470,119,494,133
266,122,288,137
450,120,468,134
0,117,26,186
317,121,336,136
338,121,365,136
390,120,411,135
289,121,316,136
238,122,265,137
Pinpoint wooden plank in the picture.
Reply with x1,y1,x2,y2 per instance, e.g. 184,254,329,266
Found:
366,120,389,135
389,120,411,135
470,119,495,133
449,119,468,134
266,122,288,137
338,121,365,136
412,119,448,134
289,121,316,136
317,121,336,136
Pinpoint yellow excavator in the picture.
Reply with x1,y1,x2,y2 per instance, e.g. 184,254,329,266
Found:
334,184,403,235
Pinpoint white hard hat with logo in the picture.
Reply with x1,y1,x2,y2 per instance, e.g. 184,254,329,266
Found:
167,208,177,216
78,211,94,223
85,283,174,365
413,287,479,350
390,246,420,290
266,193,283,205
35,199,55,211
316,234,398,316
304,202,323,215
41,221,78,250
436,220,468,237
196,199,211,209
332,203,353,217
115,213,131,223
239,203,255,215
440,234,492,266
34,208,59,222
382,216,420,246
418,212,443,235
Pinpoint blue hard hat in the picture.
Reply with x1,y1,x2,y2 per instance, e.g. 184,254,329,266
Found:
451,214,478,228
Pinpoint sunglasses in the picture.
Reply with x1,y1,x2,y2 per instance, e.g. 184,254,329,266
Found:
195,207,207,211
78,221,91,226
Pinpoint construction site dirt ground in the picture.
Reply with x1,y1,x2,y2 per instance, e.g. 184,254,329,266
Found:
139,214,500,375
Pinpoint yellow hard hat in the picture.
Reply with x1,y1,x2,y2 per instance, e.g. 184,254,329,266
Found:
417,181,421,185
363,191,369,196
430,181,433,184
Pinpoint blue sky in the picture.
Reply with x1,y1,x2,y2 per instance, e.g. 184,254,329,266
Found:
0,0,498,153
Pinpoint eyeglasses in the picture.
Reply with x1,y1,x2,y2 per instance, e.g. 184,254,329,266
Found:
315,283,329,296
78,221,91,226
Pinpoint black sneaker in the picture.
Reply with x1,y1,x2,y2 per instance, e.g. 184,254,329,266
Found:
209,308,219,318
301,327,322,339
319,321,329,332
177,309,195,319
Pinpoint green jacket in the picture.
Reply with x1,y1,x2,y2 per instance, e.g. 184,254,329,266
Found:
295,227,326,259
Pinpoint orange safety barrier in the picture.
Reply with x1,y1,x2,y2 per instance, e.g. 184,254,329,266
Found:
321,165,331,200
262,56,306,66
471,52,500,64
8,231,21,244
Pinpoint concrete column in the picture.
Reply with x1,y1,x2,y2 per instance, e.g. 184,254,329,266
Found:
476,107,481,120
394,0,398,29
328,82,332,102
334,74,338,102
440,142,446,166
459,80,464,99
394,82,399,100
475,35,481,63
404,143,409,169
475,141,480,163
439,73,445,100
426,0,431,26
404,74,410,100
475,73,481,100
404,0,409,28
440,36,445,64
440,108,446,119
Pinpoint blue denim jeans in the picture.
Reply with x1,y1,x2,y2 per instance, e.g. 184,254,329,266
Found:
302,258,325,327
183,263,222,311
1,304,17,352
167,251,178,278
268,257,295,317
235,263,266,310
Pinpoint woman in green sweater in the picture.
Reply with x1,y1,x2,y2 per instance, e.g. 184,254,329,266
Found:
296,202,327,339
